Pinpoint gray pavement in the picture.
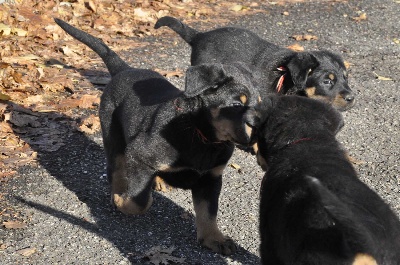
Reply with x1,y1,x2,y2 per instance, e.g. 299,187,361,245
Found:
1,0,399,264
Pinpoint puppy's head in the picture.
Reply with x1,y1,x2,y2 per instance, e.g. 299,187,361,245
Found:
254,95,344,164
284,51,355,111
184,62,261,146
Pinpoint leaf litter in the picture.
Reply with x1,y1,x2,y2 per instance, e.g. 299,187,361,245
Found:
0,0,268,178
144,246,186,265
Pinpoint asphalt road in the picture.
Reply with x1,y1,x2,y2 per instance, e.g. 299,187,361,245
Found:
1,0,399,264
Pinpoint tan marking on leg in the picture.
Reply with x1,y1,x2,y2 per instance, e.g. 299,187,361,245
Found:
328,73,336,80
252,143,258,154
113,193,153,215
194,200,236,255
111,155,128,204
157,164,187,172
210,164,226,177
239,94,247,104
352,253,377,265
258,96,262,103
245,124,253,138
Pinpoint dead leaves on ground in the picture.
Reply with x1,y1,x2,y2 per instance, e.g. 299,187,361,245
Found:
291,34,318,41
0,0,266,177
352,12,367,22
144,246,186,265
372,72,393,81
2,220,27,229
16,247,36,257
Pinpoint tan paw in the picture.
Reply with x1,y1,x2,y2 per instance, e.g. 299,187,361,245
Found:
113,193,152,215
153,176,173,192
199,236,237,255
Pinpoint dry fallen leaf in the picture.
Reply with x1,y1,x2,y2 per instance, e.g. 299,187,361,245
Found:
230,163,241,169
3,220,27,229
373,72,393,81
344,61,351,69
287,43,305,52
0,92,11,101
0,23,11,35
17,247,36,257
11,27,28,37
78,114,101,134
144,246,186,265
78,94,100,109
291,34,318,41
230,4,244,12
352,12,367,22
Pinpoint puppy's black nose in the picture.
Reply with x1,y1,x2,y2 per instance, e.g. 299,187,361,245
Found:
344,94,355,102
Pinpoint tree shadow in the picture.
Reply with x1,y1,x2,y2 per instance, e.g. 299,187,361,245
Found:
7,102,261,264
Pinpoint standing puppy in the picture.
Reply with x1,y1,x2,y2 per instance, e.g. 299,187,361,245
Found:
255,95,400,265
155,16,355,111
55,18,260,255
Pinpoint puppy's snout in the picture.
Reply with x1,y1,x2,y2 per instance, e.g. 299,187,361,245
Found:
344,93,355,102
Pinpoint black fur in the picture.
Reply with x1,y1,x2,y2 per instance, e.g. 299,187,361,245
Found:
255,95,400,265
55,18,261,255
155,16,356,111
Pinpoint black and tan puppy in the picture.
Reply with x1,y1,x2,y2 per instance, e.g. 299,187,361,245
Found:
155,16,355,111
55,18,261,255
255,95,400,265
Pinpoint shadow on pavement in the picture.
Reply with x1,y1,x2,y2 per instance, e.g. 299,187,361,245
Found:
9,102,261,264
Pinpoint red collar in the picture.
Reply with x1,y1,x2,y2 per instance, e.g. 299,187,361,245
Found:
276,66,287,93
174,99,183,111
287,137,312,146
194,127,223,144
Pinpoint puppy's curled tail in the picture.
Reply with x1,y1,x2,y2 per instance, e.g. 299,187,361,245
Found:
154,16,198,45
54,18,130,77
305,176,376,259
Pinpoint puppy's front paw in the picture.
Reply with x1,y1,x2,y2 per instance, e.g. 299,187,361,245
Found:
153,176,173,192
199,236,237,255
113,193,153,215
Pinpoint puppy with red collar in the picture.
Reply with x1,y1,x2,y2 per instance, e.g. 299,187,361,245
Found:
255,95,400,265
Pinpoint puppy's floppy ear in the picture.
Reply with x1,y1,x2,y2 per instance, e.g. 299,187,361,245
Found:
183,63,229,98
253,96,275,128
324,108,344,135
286,52,319,91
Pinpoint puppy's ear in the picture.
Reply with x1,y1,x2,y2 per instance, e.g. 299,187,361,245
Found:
183,63,229,97
253,96,275,128
286,53,319,91
324,108,344,135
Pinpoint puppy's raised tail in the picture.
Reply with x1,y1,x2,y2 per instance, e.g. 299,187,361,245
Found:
305,176,377,264
54,18,130,77
154,16,198,45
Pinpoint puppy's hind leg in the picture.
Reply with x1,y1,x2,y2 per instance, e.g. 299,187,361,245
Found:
191,164,237,255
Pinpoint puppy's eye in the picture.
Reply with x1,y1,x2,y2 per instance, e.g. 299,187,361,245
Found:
232,102,243,108
323,80,333,85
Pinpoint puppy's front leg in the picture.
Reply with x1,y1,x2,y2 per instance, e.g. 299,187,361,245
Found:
112,152,154,215
191,165,236,255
